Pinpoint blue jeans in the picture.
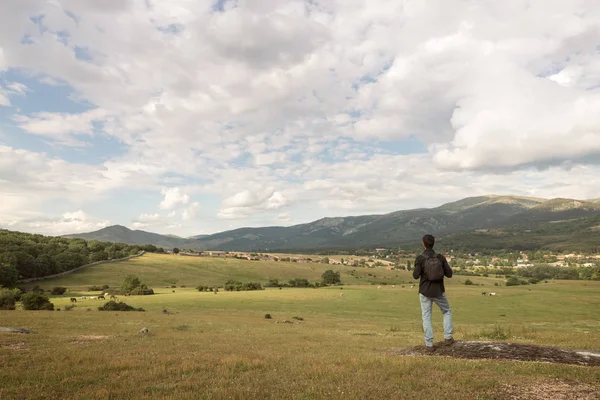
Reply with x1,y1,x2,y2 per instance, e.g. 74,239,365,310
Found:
419,293,453,347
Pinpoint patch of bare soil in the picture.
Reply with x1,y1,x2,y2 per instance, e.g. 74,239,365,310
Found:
0,327,33,334
0,342,27,350
391,340,600,366
501,379,600,400
70,335,112,344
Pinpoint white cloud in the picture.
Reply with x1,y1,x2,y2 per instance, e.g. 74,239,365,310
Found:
159,187,190,210
136,213,162,222
182,202,200,221
1,0,600,236
219,187,289,219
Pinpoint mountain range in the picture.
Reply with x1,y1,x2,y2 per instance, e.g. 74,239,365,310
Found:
62,195,600,252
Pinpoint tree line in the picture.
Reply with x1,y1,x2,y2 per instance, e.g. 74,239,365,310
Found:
0,229,163,287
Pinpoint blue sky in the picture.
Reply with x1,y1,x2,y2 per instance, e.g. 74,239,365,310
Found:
1,0,600,237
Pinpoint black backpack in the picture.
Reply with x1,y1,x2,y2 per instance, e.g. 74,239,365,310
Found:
423,252,444,281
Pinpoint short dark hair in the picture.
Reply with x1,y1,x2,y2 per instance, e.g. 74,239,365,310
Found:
422,234,435,249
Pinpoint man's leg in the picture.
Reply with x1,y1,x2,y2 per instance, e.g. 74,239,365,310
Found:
432,293,453,340
419,294,434,347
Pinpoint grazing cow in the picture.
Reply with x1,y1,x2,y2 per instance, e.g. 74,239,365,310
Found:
481,292,487,296
377,285,381,289
124,293,130,297
339,293,344,297
489,292,496,296
98,295,105,300
80,296,86,300
70,297,77,303
90,296,98,300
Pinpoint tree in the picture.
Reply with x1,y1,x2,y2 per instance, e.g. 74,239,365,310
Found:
0,263,18,288
173,248,180,254
122,274,142,292
321,270,341,285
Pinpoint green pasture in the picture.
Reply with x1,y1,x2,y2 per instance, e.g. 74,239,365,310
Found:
2,254,600,399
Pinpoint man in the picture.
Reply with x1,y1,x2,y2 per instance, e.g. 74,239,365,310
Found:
413,234,454,352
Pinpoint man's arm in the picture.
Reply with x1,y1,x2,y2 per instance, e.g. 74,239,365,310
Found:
441,255,453,278
413,256,422,280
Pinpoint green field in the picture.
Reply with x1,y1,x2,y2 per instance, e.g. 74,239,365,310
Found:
2,254,600,399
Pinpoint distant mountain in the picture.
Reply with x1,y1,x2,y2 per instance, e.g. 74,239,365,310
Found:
63,195,600,252
188,234,209,240
500,199,600,226
63,225,188,249
441,215,600,252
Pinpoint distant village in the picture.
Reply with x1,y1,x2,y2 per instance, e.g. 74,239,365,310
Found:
175,248,600,270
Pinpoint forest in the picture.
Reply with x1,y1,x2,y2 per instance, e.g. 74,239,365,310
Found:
0,229,162,287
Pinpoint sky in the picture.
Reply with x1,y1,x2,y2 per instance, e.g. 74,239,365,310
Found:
1,0,600,238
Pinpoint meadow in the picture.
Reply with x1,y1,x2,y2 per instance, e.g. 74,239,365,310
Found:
1,254,600,399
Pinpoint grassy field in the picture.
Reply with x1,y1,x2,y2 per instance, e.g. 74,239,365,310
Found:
2,254,600,399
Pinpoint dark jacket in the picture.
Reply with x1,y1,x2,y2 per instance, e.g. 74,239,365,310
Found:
413,249,453,298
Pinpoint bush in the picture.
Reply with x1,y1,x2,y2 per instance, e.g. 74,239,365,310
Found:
292,316,304,321
464,279,473,286
0,288,19,310
196,285,210,292
88,285,109,291
506,276,520,286
31,285,45,293
129,288,154,295
50,287,67,295
224,280,264,291
98,301,144,312
288,278,311,288
264,314,272,319
21,292,54,310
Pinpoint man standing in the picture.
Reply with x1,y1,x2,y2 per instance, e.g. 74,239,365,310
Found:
413,234,454,351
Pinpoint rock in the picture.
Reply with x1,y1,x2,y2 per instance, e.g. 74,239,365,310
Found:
0,327,33,334
139,327,149,334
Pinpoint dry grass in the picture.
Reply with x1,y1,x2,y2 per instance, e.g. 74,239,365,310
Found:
2,254,600,399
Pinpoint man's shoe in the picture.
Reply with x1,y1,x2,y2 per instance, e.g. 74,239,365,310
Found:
443,338,455,346
425,346,435,353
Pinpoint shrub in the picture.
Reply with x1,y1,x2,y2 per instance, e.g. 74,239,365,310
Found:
464,279,473,286
292,316,304,321
129,288,154,295
50,287,67,295
31,285,45,293
506,276,520,286
264,314,272,319
98,301,144,312
21,292,54,310
0,288,19,310
224,280,264,291
196,285,210,292
88,285,109,291
529,278,539,284
264,279,280,288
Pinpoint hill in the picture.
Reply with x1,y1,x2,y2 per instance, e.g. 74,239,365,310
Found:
63,225,188,249
63,195,600,251
440,214,600,252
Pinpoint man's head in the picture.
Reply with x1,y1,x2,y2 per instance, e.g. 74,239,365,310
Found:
422,234,435,250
